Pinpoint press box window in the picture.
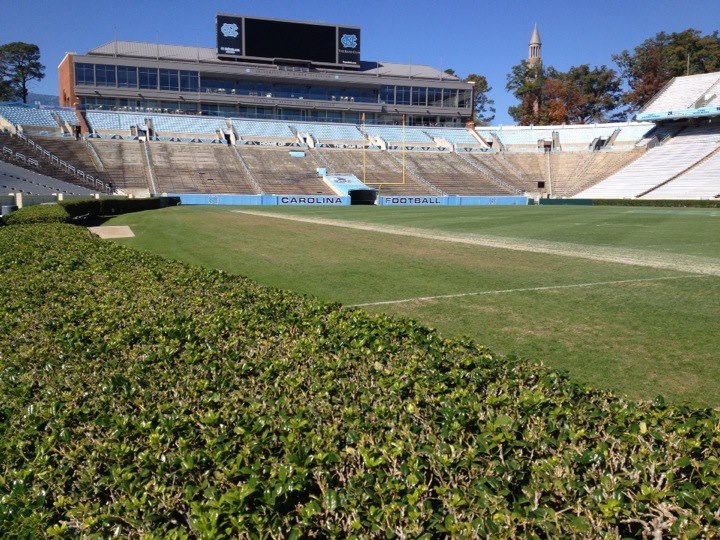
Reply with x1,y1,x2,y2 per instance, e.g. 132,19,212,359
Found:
139,68,158,90
94,65,116,87
74,63,95,86
117,66,138,88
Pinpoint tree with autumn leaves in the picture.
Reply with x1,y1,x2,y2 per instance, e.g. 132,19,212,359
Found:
506,61,623,125
506,28,720,125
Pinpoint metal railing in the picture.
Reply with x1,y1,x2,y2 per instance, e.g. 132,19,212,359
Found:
14,132,113,192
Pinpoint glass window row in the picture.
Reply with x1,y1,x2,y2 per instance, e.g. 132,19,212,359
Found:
79,96,464,126
75,62,472,109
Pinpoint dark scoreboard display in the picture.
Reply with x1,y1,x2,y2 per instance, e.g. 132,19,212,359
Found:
216,14,361,68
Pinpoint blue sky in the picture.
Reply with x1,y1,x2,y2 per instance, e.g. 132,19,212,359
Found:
4,0,720,124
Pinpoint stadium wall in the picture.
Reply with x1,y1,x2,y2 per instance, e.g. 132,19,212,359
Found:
172,194,529,206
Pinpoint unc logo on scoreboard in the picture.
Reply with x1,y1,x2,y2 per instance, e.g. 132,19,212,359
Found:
221,23,239,38
340,34,358,49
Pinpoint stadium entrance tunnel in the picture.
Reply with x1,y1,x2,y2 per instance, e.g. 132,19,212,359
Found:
349,189,377,205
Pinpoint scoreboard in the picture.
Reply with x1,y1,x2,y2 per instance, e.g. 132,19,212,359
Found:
217,15,361,68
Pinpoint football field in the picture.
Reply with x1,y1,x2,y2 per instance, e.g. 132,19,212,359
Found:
106,205,720,406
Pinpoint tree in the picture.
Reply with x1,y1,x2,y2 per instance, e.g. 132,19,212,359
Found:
465,73,495,125
444,69,495,125
506,61,623,125
506,60,546,125
0,79,13,102
0,42,46,104
547,64,623,123
613,29,720,112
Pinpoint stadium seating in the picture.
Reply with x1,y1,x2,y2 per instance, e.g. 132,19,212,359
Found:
316,148,436,195
552,150,646,197
237,147,334,194
55,109,80,125
402,152,514,195
150,115,228,137
644,147,720,199
363,125,433,144
0,160,97,195
90,140,150,191
424,127,481,146
641,72,720,113
149,142,257,193
232,119,295,141
291,122,365,143
612,123,654,145
576,126,720,198
487,127,554,147
86,111,149,133
0,104,58,128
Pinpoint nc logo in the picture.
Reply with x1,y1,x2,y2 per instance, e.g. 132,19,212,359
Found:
341,34,357,49
221,23,239,38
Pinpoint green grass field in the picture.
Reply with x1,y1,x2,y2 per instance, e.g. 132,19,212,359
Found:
106,205,720,406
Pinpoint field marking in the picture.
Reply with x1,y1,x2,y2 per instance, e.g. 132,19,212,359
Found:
233,210,720,276
348,275,708,307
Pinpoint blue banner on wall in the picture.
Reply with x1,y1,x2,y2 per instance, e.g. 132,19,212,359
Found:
171,194,351,206
171,194,528,207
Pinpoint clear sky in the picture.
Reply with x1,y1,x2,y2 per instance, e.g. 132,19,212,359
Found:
4,0,720,124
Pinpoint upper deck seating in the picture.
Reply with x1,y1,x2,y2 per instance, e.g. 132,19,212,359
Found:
55,109,80,125
641,72,720,113
0,104,57,127
86,111,148,132
291,122,365,143
363,125,433,144
231,119,294,140
613,124,655,146
424,128,479,145
150,114,227,136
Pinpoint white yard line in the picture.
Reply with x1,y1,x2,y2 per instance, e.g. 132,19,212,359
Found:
233,210,720,276
348,275,708,308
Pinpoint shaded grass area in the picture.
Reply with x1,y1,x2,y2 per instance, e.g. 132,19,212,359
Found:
107,205,720,406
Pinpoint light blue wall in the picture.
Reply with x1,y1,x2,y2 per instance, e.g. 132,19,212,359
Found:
377,195,528,206
171,194,351,206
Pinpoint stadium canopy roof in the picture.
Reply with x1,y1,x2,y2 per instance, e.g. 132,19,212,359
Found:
84,40,458,81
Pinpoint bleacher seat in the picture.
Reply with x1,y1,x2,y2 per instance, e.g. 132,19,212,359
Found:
291,122,364,142
641,72,720,114
0,104,58,127
613,123,655,145
424,127,479,145
231,119,294,139
363,125,432,143
576,125,720,198
0,160,97,195
55,109,80,125
151,114,227,136
86,111,148,132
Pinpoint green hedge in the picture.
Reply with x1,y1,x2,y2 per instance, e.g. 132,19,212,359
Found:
592,198,720,208
60,196,180,218
2,203,70,225
2,197,181,226
1,224,719,538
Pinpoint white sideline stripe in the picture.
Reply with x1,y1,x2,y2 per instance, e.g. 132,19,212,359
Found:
233,210,720,276
348,275,708,308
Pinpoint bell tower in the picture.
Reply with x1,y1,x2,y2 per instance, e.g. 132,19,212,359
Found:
528,24,542,66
